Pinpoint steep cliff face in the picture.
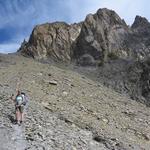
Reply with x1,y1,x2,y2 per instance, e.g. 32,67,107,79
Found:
19,22,82,61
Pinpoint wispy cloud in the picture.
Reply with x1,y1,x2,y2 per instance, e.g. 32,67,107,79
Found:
0,0,149,53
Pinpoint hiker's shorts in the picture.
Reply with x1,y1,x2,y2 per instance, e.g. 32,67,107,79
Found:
16,105,24,113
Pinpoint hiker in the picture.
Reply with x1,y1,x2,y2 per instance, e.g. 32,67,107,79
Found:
11,90,27,125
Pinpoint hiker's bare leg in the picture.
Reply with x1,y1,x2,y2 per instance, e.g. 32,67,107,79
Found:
20,106,24,122
16,110,20,123
21,113,24,122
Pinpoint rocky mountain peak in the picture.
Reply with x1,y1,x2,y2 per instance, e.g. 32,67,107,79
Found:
74,8,130,65
132,15,150,29
96,8,127,26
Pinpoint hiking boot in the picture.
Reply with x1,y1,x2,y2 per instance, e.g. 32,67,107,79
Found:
14,120,18,124
17,121,21,126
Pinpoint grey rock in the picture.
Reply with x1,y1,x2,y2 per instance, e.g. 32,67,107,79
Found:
49,80,58,85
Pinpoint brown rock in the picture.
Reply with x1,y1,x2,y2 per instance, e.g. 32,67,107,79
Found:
19,22,82,62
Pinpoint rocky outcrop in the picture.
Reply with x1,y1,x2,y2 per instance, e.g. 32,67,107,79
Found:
74,8,130,64
74,9,150,65
19,22,82,62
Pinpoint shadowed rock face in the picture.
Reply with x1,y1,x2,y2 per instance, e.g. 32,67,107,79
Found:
19,22,82,62
139,58,150,104
93,58,150,106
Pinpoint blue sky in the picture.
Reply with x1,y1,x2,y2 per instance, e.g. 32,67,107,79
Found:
0,0,149,53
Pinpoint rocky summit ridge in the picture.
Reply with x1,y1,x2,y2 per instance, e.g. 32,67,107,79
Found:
19,8,150,62
19,8,150,105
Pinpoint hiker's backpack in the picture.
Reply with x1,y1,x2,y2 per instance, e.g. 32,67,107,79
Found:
21,94,28,106
16,95,23,106
21,92,29,106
